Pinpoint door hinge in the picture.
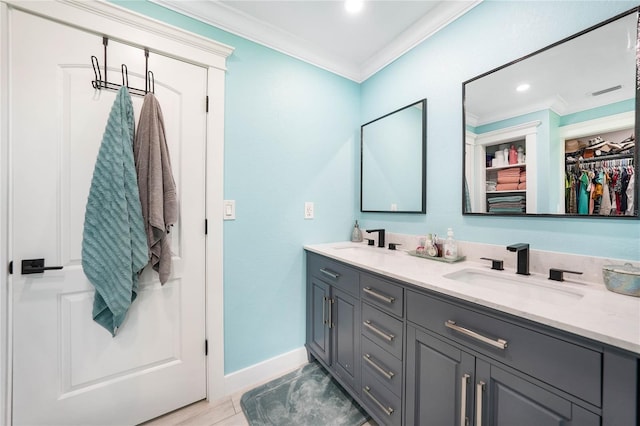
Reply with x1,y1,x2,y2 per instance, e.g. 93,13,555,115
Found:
205,96,209,113
8,261,13,275
205,339,208,356
205,219,208,235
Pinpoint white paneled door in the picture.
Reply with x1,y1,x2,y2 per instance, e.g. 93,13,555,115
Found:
9,10,207,425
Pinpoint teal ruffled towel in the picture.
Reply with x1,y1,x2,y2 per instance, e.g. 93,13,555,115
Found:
82,87,149,336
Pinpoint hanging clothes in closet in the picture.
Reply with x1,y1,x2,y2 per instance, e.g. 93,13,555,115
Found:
565,158,635,216
134,93,178,285
81,87,149,336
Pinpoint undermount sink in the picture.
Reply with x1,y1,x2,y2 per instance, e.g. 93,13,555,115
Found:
444,268,584,304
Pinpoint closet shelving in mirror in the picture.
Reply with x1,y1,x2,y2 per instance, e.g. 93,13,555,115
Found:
483,140,528,214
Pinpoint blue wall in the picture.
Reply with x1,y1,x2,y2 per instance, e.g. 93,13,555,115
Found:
115,0,639,375
113,1,360,374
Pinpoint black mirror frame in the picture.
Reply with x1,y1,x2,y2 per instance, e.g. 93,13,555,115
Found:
461,7,639,219
361,98,427,214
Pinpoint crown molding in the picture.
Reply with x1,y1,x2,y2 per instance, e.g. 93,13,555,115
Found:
360,0,481,80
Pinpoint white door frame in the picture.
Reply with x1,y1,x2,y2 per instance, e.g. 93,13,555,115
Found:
0,1,233,423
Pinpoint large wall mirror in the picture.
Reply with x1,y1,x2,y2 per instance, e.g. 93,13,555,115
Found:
463,8,638,218
361,99,427,213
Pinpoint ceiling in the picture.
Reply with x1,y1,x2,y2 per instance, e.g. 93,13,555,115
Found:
151,0,481,82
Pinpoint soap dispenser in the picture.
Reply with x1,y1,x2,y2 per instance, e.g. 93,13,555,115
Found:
443,228,458,260
351,220,363,242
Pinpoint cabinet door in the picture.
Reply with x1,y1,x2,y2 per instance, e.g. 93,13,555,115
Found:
476,360,600,426
332,287,361,393
406,326,475,426
308,277,331,365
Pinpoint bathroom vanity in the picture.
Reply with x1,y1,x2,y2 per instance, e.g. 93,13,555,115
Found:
304,243,639,426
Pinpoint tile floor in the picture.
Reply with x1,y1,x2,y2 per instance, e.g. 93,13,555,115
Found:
142,364,377,426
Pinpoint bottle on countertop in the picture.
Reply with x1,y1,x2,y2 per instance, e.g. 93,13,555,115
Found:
425,233,438,257
351,220,363,242
434,234,443,257
443,228,458,260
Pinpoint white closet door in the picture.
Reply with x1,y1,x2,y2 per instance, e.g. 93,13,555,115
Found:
10,9,207,425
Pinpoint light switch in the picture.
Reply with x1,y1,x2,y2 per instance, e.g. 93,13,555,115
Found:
223,200,236,220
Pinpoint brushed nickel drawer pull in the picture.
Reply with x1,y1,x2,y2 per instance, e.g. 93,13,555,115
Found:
363,286,395,304
476,381,485,426
363,386,394,416
363,320,394,341
328,298,334,329
445,320,508,350
319,268,340,279
322,296,327,325
363,353,394,380
460,373,470,426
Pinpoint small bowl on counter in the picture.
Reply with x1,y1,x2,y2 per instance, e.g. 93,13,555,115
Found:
603,263,640,297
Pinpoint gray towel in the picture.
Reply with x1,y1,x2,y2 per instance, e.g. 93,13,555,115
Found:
82,87,149,336
134,93,178,284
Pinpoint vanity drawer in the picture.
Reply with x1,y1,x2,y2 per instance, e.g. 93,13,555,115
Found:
362,336,403,397
362,303,403,360
361,373,402,426
307,253,359,297
361,274,404,317
406,290,602,407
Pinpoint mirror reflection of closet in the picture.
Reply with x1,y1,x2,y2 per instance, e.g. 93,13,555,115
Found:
463,7,638,218
563,123,635,216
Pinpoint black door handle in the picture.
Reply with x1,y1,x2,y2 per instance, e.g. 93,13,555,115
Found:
21,258,63,275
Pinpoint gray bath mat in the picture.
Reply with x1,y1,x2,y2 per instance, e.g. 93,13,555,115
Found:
240,361,369,426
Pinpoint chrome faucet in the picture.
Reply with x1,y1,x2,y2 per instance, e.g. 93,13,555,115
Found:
365,229,385,248
506,243,530,275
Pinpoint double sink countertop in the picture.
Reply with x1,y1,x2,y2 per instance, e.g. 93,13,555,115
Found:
304,241,640,355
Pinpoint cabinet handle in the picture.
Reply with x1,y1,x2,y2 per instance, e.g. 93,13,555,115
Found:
319,268,340,279
475,381,485,426
363,386,394,416
445,320,508,350
322,296,327,325
460,373,470,426
363,320,394,341
363,353,394,380
363,286,395,304
328,298,334,329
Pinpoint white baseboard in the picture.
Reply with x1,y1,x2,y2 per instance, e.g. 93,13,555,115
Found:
221,347,308,397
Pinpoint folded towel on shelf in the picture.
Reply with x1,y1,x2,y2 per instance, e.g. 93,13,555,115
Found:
487,195,525,204
497,176,520,184
82,87,149,336
497,167,521,178
496,183,519,191
518,182,527,190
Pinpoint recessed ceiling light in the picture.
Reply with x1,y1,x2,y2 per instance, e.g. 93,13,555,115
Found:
516,83,530,92
345,0,364,14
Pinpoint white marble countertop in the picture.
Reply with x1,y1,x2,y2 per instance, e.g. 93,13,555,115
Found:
304,241,640,355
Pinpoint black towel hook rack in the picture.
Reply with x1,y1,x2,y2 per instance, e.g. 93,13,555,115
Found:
91,37,154,97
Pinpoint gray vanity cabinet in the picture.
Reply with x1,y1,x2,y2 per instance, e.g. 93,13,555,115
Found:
406,326,599,425
306,253,361,394
405,326,475,425
305,251,639,426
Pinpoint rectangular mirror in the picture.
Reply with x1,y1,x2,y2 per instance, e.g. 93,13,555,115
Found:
361,99,427,213
463,8,638,217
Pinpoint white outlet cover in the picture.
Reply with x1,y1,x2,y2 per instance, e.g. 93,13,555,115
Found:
304,202,314,219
